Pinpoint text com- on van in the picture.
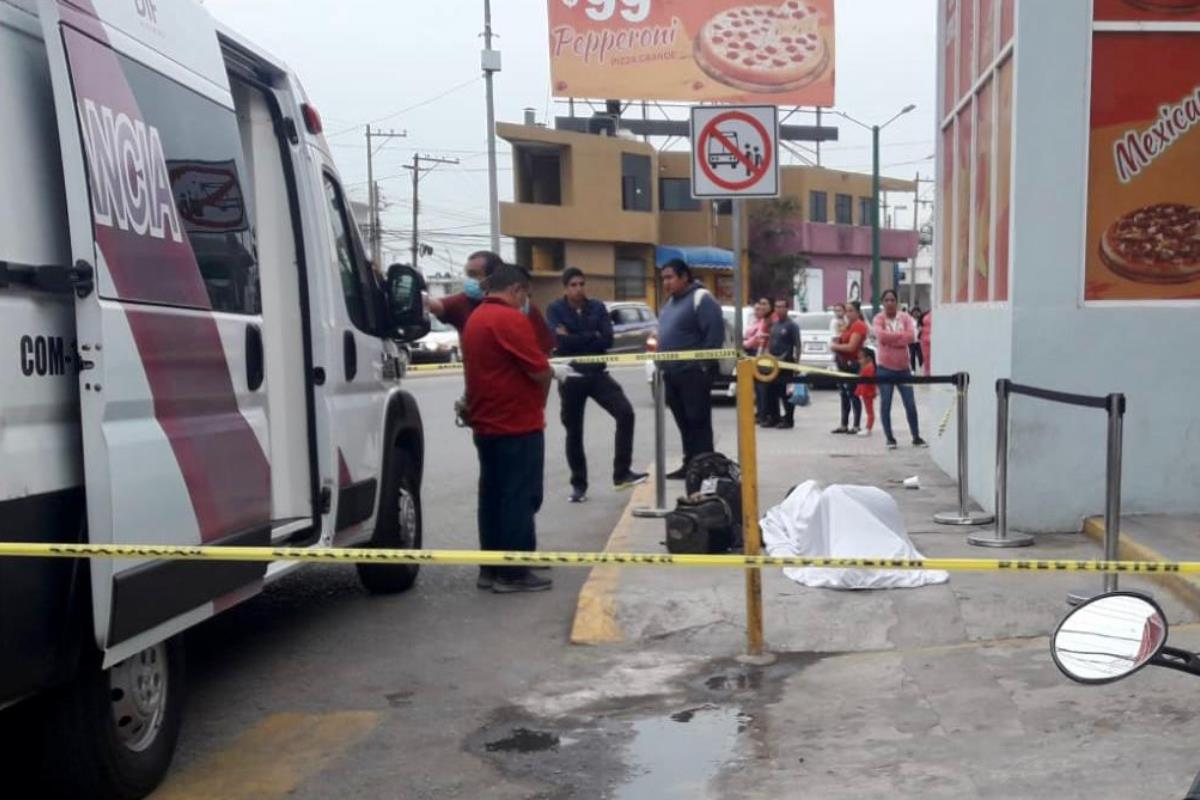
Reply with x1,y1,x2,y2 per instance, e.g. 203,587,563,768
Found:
0,0,430,796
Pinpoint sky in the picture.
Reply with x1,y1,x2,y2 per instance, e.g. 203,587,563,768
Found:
203,0,938,274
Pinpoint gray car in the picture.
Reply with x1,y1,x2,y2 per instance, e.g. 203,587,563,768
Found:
606,301,658,353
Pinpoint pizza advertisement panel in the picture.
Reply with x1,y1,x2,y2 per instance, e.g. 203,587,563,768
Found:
973,78,994,303
941,122,955,304
956,103,973,303
943,0,958,118
1084,32,1200,301
994,57,1014,302
1094,0,1200,22
547,0,835,105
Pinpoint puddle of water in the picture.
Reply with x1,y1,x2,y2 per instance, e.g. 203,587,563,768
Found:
485,727,560,754
704,671,762,692
615,705,750,800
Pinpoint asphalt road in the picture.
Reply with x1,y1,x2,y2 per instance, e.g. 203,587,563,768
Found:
153,366,663,799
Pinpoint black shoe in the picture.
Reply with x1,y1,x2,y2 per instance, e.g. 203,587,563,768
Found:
912,437,928,448
476,567,495,590
492,571,553,593
569,487,588,503
886,438,899,450
848,426,861,435
774,420,794,429
831,427,850,434
614,470,649,490
666,466,688,480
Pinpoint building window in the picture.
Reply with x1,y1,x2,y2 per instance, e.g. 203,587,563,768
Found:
809,191,828,223
714,199,732,216
517,149,562,206
835,194,853,225
621,153,652,212
659,178,701,212
859,197,874,226
615,258,646,299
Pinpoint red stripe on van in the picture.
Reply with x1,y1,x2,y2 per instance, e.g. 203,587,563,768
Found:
58,8,269,542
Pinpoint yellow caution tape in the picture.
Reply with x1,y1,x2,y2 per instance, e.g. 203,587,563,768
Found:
937,393,956,439
406,347,739,374
0,542,1193,574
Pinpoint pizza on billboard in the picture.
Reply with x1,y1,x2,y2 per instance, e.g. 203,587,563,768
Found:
1094,0,1200,20
1085,32,1200,301
548,0,835,106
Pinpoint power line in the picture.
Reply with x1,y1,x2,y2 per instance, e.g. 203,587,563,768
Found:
326,76,482,139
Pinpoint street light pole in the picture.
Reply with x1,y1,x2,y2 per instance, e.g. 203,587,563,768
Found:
871,124,881,310
482,0,501,254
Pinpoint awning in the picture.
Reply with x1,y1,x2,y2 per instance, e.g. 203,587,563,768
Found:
655,245,735,272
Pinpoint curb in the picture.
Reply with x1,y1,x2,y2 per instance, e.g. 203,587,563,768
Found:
568,473,657,645
1082,516,1200,611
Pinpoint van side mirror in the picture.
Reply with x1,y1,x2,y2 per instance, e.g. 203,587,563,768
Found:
386,263,430,343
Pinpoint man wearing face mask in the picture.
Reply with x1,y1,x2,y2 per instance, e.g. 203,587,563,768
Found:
427,250,554,355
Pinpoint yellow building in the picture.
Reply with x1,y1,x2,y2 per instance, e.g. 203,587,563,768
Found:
498,121,916,310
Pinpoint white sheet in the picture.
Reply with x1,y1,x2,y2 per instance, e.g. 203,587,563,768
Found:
761,480,949,590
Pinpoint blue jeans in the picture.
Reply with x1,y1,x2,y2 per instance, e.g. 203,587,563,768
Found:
877,366,921,442
474,431,544,578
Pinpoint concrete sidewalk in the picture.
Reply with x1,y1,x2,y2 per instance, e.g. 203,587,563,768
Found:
573,386,1193,655
534,387,1200,798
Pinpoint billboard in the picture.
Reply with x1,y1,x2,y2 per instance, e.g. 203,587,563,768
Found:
1084,29,1200,301
547,0,835,106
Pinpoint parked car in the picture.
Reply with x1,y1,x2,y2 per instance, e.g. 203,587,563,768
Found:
606,301,658,353
409,317,460,363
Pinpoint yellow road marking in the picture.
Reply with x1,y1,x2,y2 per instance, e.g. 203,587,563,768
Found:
570,475,656,645
150,711,379,800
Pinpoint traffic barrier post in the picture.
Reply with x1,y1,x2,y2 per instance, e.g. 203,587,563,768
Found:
933,373,995,527
968,380,1035,548
1068,392,1126,605
633,364,671,519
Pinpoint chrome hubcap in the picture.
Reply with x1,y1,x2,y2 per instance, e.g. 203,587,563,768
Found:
110,643,169,752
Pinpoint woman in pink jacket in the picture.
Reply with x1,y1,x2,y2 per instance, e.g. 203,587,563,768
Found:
871,289,927,449
919,310,932,377
744,297,772,424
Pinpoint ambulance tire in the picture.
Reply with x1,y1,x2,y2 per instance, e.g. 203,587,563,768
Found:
356,453,422,594
37,638,185,800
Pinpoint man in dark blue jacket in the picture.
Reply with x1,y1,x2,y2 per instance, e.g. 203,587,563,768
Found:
656,259,726,478
547,268,647,503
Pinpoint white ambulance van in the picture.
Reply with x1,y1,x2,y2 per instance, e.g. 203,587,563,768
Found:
0,0,430,796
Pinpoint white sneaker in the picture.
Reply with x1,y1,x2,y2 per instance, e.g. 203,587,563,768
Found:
857,429,873,437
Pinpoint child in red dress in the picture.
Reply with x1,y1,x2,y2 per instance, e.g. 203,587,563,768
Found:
856,348,877,437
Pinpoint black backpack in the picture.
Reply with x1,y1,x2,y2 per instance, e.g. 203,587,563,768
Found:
664,453,743,554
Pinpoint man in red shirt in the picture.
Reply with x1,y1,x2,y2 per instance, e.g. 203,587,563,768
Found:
428,250,555,354
462,262,554,593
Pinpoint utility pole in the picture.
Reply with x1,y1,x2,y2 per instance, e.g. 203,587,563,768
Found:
482,0,502,253
365,126,407,267
404,153,460,271
911,172,935,307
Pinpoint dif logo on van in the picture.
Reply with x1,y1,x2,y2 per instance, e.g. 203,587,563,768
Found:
134,0,158,24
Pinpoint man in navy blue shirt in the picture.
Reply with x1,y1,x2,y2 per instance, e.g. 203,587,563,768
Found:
547,268,648,503
656,259,726,478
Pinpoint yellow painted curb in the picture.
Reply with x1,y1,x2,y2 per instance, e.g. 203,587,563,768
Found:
569,474,657,645
1082,516,1200,611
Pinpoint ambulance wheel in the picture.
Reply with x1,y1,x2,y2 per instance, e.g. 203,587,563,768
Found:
38,638,185,799
357,456,422,594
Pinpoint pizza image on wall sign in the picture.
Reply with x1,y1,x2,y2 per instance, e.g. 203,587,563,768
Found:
1099,203,1200,284
694,1,830,92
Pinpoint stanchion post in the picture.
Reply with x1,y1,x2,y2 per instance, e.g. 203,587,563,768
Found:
934,372,994,526
633,364,671,519
969,379,1034,548
736,359,769,663
1103,393,1126,594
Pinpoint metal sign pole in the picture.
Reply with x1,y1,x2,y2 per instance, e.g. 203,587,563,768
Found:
969,380,1033,548
934,373,993,526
